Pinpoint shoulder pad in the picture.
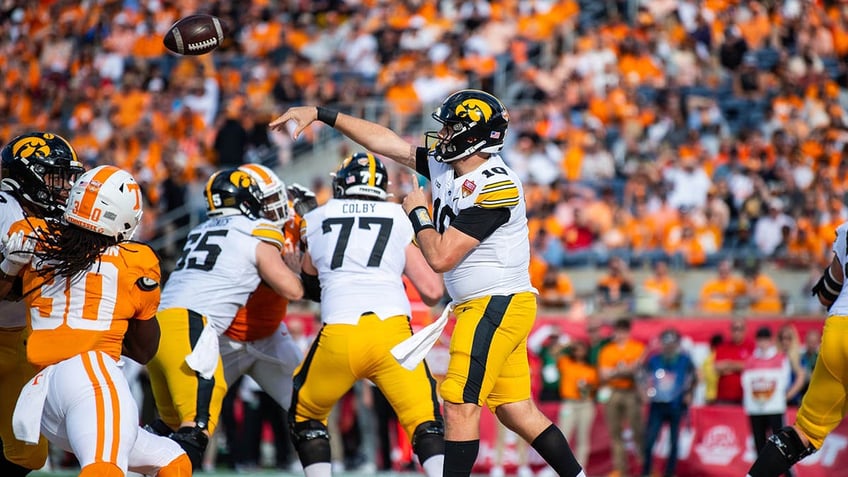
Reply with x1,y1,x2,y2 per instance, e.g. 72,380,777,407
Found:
251,222,285,250
121,242,162,276
474,178,519,209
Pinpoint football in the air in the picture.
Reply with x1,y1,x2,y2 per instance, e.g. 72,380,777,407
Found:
163,14,226,56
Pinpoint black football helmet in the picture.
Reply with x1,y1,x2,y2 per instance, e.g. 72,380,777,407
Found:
204,168,264,219
332,152,388,201
0,132,85,217
425,89,509,163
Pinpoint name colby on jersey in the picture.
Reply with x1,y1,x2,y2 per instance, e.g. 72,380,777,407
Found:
341,202,377,214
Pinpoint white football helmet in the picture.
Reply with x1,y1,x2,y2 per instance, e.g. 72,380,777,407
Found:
238,163,291,227
64,165,143,241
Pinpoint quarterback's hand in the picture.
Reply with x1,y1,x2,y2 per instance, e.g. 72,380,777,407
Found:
0,231,36,276
269,106,318,140
402,186,429,215
287,183,318,216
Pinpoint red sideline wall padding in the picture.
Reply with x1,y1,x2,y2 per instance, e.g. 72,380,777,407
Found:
478,404,848,477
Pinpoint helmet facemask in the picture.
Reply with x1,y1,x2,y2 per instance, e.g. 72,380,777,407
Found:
260,187,291,227
237,163,291,227
0,132,85,216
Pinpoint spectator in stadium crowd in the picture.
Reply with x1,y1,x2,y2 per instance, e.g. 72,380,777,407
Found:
597,318,646,477
741,260,785,314
537,265,576,309
641,328,697,477
798,328,821,398
539,328,566,403
639,257,682,313
701,333,725,404
557,339,599,469
697,259,747,315
742,326,806,477
753,198,795,259
712,317,754,405
595,256,635,312
587,320,612,367
775,324,808,407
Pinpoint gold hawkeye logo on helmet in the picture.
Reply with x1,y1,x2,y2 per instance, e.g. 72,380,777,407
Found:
455,99,492,123
12,136,51,160
230,170,253,188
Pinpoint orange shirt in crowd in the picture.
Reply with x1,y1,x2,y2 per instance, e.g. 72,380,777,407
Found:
745,274,783,314
699,276,746,314
642,274,680,309
598,339,645,390
557,355,599,400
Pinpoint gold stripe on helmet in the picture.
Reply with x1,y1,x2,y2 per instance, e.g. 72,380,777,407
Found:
205,171,220,210
367,153,376,188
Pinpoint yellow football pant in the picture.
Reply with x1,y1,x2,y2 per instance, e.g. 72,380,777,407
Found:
291,314,441,439
0,327,47,469
796,315,848,449
440,292,536,412
147,308,227,434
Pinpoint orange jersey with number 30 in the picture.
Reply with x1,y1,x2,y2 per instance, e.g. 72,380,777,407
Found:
23,242,161,367
224,214,302,342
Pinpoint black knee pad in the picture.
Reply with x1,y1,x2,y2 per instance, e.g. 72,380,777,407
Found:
143,418,174,437
748,426,816,477
770,426,817,463
412,420,445,463
290,419,330,467
169,426,209,471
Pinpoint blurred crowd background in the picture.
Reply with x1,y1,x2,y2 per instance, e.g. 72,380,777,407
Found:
3,0,847,317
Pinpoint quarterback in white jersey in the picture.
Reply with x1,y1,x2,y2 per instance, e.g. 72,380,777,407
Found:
146,168,303,471
291,152,445,477
425,154,534,303
272,89,585,477
748,220,848,476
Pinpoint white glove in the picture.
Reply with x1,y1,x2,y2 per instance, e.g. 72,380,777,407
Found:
1,231,35,276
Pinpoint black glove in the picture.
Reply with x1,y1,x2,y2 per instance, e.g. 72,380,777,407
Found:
287,183,318,216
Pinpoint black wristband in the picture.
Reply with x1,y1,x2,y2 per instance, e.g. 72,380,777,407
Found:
316,107,338,127
408,206,435,234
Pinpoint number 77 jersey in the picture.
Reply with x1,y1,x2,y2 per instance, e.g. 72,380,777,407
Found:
302,199,413,325
159,215,285,333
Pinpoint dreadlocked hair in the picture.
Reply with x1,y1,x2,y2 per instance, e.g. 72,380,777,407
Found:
34,220,119,279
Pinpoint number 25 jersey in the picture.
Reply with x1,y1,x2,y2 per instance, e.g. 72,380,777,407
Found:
302,199,413,325
158,215,285,334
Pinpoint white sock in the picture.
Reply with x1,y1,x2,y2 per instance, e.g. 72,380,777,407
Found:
421,454,445,477
303,462,332,477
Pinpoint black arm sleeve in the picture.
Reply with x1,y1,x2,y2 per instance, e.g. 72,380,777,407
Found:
301,272,322,302
449,206,510,242
415,147,431,180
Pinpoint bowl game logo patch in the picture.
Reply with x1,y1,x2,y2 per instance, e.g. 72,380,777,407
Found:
462,179,476,197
